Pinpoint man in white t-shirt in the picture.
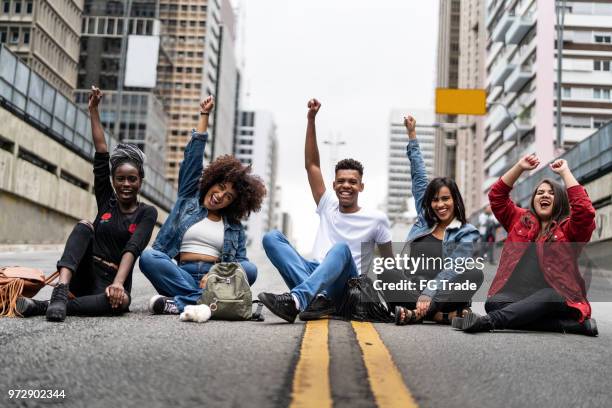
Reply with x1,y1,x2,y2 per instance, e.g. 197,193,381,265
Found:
258,98,393,323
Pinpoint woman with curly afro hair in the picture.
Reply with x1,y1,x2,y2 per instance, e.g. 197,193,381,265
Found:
139,96,266,315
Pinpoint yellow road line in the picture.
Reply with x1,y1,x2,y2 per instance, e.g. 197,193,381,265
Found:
290,319,332,408
352,321,418,408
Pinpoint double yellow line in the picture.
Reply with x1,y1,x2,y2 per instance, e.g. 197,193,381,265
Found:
290,320,418,408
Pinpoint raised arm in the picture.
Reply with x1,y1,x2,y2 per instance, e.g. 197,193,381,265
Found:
489,154,539,231
550,159,595,242
404,115,428,215
88,86,107,153
177,96,214,198
305,98,326,205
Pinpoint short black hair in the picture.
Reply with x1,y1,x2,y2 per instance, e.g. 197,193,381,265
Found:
422,177,467,226
335,158,363,177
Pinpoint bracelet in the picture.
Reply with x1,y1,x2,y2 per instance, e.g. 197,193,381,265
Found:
200,111,210,116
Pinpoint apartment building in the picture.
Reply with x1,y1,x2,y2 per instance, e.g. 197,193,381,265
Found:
235,110,278,247
76,0,169,172
484,0,612,190
434,0,461,179
386,109,436,223
160,0,239,185
0,0,83,97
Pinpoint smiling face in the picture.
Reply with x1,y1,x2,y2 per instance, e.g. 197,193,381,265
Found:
203,181,236,212
533,182,554,221
112,163,142,204
333,169,363,210
431,186,455,223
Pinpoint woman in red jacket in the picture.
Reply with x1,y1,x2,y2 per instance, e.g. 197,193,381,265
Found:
455,154,598,336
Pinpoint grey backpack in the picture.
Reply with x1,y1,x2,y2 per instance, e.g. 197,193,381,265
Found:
198,262,255,320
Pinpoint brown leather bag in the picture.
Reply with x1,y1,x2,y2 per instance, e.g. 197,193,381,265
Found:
0,266,60,317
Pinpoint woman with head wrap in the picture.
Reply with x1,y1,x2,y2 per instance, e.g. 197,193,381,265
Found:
16,86,158,321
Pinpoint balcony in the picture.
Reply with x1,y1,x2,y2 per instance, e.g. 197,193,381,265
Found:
502,123,532,143
491,13,515,42
504,65,534,92
505,14,535,45
486,105,513,131
489,60,517,87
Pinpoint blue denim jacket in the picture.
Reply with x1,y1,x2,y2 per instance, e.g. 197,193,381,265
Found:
406,139,479,298
153,130,248,262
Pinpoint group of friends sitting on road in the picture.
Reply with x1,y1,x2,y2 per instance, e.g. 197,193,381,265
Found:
14,87,598,337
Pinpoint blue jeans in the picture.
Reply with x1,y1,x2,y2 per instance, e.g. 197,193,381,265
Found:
139,249,258,312
262,230,358,312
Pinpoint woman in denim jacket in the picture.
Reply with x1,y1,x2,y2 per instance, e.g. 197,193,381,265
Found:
394,115,482,325
139,96,266,315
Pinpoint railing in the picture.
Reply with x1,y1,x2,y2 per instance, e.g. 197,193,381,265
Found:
0,44,176,211
512,121,612,205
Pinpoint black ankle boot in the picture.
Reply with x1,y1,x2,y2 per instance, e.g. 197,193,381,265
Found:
461,312,495,333
16,297,48,317
560,318,598,337
46,283,69,322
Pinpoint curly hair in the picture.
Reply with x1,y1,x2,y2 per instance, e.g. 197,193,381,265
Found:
335,158,363,177
198,155,266,221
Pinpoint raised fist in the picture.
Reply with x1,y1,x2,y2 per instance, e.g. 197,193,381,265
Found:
404,115,416,136
307,98,321,120
517,154,540,171
88,85,103,110
550,159,569,174
200,95,215,113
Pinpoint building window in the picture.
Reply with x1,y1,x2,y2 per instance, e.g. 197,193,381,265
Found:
0,28,6,43
9,28,19,43
2,1,9,13
594,88,611,100
594,60,611,71
22,28,29,44
562,87,571,98
25,0,31,14
594,35,611,43
14,0,20,13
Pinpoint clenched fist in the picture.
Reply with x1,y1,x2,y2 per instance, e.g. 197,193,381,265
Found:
307,98,321,120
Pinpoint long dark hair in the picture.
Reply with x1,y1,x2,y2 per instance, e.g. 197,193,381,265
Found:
529,178,570,231
422,177,467,226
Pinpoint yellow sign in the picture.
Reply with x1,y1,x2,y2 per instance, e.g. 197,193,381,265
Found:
435,88,487,115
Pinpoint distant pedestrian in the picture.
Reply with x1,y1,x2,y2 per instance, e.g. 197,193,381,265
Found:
455,155,598,336
393,115,483,326
139,96,266,315
478,205,498,264
17,86,158,320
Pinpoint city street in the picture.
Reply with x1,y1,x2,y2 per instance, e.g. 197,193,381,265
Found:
1,249,611,408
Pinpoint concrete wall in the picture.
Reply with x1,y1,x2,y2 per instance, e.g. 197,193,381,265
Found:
0,106,168,244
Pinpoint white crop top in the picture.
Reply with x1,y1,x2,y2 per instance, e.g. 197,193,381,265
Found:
180,217,224,257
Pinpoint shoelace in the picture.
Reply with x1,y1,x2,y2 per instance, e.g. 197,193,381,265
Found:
164,300,178,314
50,284,68,303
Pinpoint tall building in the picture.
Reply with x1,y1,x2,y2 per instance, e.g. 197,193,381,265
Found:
484,0,612,191
160,0,240,185
76,0,169,172
434,0,461,179
386,109,436,223
235,110,278,247
455,0,487,217
0,0,83,97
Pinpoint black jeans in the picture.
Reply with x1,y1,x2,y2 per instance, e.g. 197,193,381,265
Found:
56,222,130,316
485,288,576,331
389,268,484,316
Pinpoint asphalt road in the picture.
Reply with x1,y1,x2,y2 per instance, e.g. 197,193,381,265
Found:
1,249,611,408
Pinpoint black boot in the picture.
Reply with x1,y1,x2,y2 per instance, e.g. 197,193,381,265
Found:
560,318,598,337
16,297,48,317
46,283,69,322
460,312,495,333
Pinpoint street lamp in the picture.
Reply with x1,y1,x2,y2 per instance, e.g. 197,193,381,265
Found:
323,133,346,171
556,0,568,151
487,101,523,153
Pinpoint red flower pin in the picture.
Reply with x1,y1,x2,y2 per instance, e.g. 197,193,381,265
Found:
128,223,137,234
101,212,112,221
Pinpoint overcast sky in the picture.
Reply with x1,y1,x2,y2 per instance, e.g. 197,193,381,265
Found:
236,0,439,252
